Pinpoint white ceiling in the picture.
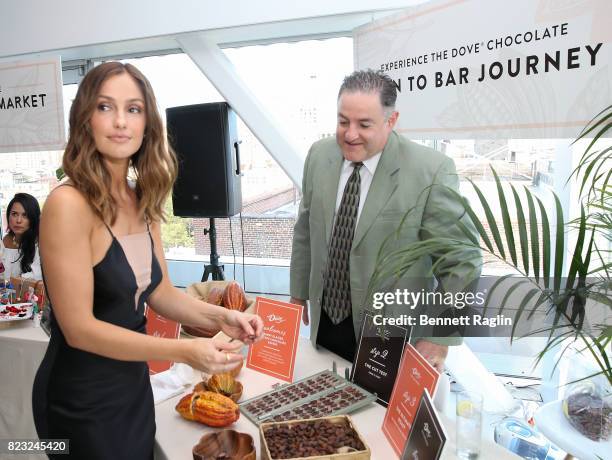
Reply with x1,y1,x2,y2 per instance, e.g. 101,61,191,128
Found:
0,0,431,63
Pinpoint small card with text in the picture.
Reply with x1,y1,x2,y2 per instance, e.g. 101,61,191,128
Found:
382,343,440,456
350,312,411,406
246,297,302,382
401,389,447,460
145,305,181,375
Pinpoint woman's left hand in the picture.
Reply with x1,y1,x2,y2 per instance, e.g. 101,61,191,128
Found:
220,310,264,344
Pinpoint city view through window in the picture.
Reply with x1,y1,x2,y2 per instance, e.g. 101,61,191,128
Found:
1,37,574,276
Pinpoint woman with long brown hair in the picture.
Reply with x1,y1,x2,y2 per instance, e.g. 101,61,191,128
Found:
32,62,263,459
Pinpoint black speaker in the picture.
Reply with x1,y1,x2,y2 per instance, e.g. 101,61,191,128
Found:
166,102,242,217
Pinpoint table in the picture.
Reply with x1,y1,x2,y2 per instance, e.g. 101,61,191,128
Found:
0,320,49,460
0,321,521,459
154,336,520,459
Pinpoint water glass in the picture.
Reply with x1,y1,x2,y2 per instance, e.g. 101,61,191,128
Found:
456,391,483,459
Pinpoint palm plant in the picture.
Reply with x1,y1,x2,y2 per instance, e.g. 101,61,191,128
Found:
367,105,612,385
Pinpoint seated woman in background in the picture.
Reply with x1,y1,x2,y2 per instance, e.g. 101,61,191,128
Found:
0,193,42,281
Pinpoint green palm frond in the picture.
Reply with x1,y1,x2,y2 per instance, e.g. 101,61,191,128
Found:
367,105,611,385
570,104,612,200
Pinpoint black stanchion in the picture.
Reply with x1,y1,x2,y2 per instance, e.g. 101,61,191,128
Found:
201,218,225,281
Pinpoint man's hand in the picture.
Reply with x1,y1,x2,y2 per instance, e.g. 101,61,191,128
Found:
415,340,448,373
290,297,309,325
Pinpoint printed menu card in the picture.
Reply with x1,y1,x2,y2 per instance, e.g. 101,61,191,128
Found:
246,297,302,382
350,312,411,405
382,343,440,456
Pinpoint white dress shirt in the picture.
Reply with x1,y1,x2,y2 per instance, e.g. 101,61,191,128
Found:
0,240,41,281
334,152,382,225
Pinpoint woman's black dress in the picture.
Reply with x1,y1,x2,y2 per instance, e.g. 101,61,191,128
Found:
33,225,162,459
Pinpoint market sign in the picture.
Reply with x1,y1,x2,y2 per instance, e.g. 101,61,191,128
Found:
354,0,612,139
0,57,65,153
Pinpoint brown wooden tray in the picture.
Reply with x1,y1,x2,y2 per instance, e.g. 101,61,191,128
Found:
259,415,371,460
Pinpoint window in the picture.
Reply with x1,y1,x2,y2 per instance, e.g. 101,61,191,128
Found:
0,84,78,232
436,137,590,378
118,38,354,266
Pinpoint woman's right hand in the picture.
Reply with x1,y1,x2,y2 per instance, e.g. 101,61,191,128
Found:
183,337,244,374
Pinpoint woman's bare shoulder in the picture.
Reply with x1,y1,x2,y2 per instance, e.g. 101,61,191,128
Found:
46,184,89,209
43,184,95,226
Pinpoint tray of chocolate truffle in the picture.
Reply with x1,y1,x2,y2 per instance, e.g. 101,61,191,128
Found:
240,369,377,426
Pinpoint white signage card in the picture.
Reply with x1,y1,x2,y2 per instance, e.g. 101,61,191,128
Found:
0,57,65,153
354,0,612,139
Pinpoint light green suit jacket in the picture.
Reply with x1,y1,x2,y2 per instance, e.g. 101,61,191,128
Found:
290,132,481,347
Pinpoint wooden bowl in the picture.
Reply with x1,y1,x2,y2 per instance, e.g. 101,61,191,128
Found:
193,430,255,460
183,281,256,338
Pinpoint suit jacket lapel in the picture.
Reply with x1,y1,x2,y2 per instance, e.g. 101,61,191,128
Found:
322,150,344,245
352,132,400,248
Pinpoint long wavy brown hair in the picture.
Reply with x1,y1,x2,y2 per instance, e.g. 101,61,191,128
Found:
62,61,177,225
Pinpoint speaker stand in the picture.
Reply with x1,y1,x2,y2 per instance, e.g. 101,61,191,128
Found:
202,218,225,281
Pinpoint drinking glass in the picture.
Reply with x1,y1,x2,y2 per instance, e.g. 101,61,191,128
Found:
456,391,483,459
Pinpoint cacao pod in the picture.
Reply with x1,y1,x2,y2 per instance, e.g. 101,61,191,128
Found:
193,381,207,393
223,281,247,311
206,287,224,306
175,391,240,427
207,373,234,394
207,373,243,402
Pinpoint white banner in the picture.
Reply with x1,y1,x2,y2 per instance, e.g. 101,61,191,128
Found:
0,57,65,153
354,0,612,139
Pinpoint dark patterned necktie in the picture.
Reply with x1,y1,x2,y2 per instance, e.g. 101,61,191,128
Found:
322,162,363,325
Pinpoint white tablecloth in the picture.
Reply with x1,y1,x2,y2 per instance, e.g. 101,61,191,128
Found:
0,322,520,460
0,321,49,460
153,336,520,460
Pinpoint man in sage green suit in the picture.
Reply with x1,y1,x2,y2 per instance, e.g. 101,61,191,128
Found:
290,70,481,371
